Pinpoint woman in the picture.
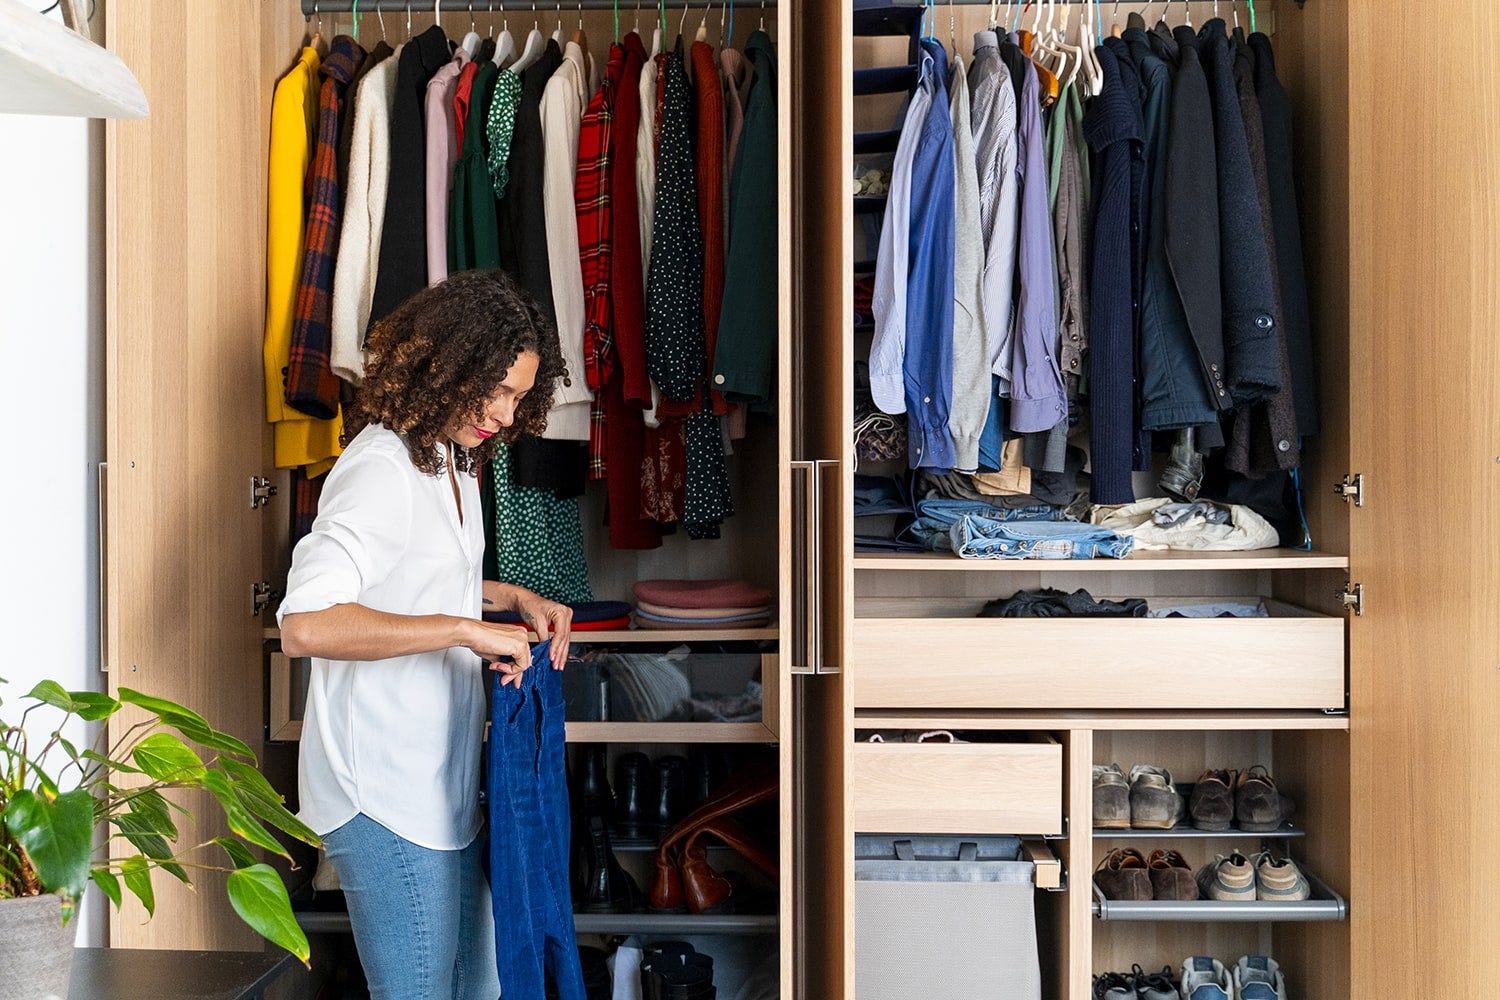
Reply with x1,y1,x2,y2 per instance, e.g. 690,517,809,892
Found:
278,270,574,998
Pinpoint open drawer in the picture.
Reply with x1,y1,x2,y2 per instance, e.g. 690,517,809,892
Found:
850,599,1345,711
850,735,1063,836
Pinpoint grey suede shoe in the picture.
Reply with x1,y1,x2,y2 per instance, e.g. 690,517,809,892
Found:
1094,763,1131,829
1235,765,1296,832
1178,957,1230,1000
1233,955,1288,1000
1129,765,1184,829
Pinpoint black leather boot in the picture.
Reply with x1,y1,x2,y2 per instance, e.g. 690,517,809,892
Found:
579,814,634,913
575,745,614,819
642,942,715,1000
614,751,656,841
688,746,736,807
654,755,689,831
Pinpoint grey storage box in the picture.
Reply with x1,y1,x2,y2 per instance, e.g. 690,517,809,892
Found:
855,835,1042,1000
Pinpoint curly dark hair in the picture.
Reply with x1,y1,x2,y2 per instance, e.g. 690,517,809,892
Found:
342,269,567,477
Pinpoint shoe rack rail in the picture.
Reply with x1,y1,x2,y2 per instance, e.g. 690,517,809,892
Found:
1090,873,1349,923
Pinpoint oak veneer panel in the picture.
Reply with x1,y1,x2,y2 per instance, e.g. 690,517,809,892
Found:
850,740,1062,836
104,0,303,951
1346,2,1500,996
850,614,1345,710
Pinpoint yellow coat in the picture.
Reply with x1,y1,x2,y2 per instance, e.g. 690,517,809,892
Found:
264,47,342,475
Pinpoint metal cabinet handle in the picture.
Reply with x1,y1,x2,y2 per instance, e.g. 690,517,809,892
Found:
97,461,108,674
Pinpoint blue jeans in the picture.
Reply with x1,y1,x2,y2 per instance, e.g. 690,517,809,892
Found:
902,498,1060,551
488,639,585,1000
322,813,500,1000
950,517,1135,559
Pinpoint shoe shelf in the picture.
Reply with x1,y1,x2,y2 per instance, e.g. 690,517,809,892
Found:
296,910,778,937
573,912,778,936
851,549,1349,572
1090,873,1348,923
565,722,778,744
1092,823,1304,840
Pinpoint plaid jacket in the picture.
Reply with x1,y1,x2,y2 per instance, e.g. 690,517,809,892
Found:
576,45,624,477
286,36,366,420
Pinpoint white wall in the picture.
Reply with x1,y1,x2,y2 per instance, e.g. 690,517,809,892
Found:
0,96,107,943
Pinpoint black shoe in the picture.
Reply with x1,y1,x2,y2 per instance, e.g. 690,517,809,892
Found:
579,814,635,913
578,945,612,1000
1130,964,1179,999
642,942,714,1000
575,745,614,819
1092,971,1132,1000
687,746,735,807
654,755,689,832
614,751,656,840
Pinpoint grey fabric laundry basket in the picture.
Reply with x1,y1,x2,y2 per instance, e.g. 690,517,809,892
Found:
855,835,1042,1000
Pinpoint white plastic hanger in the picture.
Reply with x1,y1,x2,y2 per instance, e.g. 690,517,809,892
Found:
493,8,517,65
1080,0,1105,96
461,2,482,57
510,1,547,71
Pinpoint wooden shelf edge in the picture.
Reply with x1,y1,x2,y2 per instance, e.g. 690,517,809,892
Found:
852,550,1350,572
565,721,779,744
262,626,778,644
852,710,1351,731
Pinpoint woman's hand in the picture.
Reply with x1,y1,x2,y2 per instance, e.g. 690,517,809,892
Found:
457,619,533,688
513,591,573,670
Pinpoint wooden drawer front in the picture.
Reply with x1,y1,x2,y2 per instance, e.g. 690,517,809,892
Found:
850,741,1063,835
850,615,1345,710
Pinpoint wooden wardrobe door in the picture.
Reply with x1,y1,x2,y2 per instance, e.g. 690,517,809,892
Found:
104,1,304,950
1347,1,1500,992
790,0,853,997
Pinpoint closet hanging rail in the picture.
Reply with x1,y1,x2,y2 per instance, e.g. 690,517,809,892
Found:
300,0,776,11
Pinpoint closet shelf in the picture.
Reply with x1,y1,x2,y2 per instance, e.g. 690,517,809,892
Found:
1091,874,1347,923
852,550,1350,572
565,722,778,744
262,626,779,644
295,911,779,936
1092,823,1305,841
852,710,1350,732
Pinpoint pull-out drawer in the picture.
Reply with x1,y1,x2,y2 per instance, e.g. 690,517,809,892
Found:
850,600,1344,711
850,737,1063,836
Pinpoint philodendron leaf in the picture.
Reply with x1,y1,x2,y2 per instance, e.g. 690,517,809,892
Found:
84,749,141,774
4,788,92,900
119,855,154,917
128,789,179,840
23,683,121,722
90,868,123,909
212,836,259,870
111,812,189,883
226,864,310,965
117,689,254,760
218,759,321,847
200,771,290,860
116,688,209,728
131,733,206,782
25,680,74,712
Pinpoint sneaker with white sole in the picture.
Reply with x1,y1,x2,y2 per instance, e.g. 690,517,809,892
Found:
1252,853,1311,902
1130,963,1178,1000
1232,955,1288,1000
1196,853,1256,902
1178,956,1230,1000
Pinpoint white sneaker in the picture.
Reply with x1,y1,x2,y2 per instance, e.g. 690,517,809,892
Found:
1233,956,1287,1000
1179,956,1231,1000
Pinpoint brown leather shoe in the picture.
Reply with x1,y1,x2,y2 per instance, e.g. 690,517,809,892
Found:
1189,769,1236,831
1093,848,1152,901
677,815,780,913
648,848,686,913
1235,765,1295,832
1147,849,1198,901
649,764,777,911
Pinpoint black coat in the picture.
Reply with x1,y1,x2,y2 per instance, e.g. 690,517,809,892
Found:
1251,31,1319,436
369,25,450,325
1200,20,1282,407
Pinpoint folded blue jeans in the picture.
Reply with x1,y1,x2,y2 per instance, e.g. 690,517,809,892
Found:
321,813,499,1000
902,498,1061,551
488,639,586,1000
950,517,1135,560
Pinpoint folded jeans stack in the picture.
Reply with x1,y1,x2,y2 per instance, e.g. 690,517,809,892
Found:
632,579,774,630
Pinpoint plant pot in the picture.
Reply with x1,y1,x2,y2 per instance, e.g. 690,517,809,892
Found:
0,894,73,1000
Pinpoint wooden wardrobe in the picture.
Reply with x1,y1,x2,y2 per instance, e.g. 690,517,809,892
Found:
101,0,1498,996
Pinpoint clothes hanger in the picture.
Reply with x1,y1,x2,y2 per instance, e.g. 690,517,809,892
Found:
494,6,517,65
376,2,388,41
1081,0,1105,95
461,1,482,57
651,0,663,55
405,2,413,41
572,0,589,60
1247,0,1258,34
553,0,565,45
350,0,359,43
309,2,329,57
510,1,547,70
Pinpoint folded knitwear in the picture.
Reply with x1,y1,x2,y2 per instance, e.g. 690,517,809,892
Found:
633,607,772,625
632,579,773,610
482,600,634,625
635,615,771,631
635,598,772,620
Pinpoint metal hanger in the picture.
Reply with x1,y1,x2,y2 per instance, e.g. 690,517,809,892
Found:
376,2,387,40
405,2,412,40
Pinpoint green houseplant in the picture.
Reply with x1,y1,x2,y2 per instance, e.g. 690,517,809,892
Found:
0,677,320,997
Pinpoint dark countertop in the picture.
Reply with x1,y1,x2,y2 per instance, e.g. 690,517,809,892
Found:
69,948,296,1000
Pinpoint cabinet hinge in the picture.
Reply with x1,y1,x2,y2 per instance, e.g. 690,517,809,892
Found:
252,581,273,617
250,476,279,510
1338,582,1364,616
1333,472,1364,507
